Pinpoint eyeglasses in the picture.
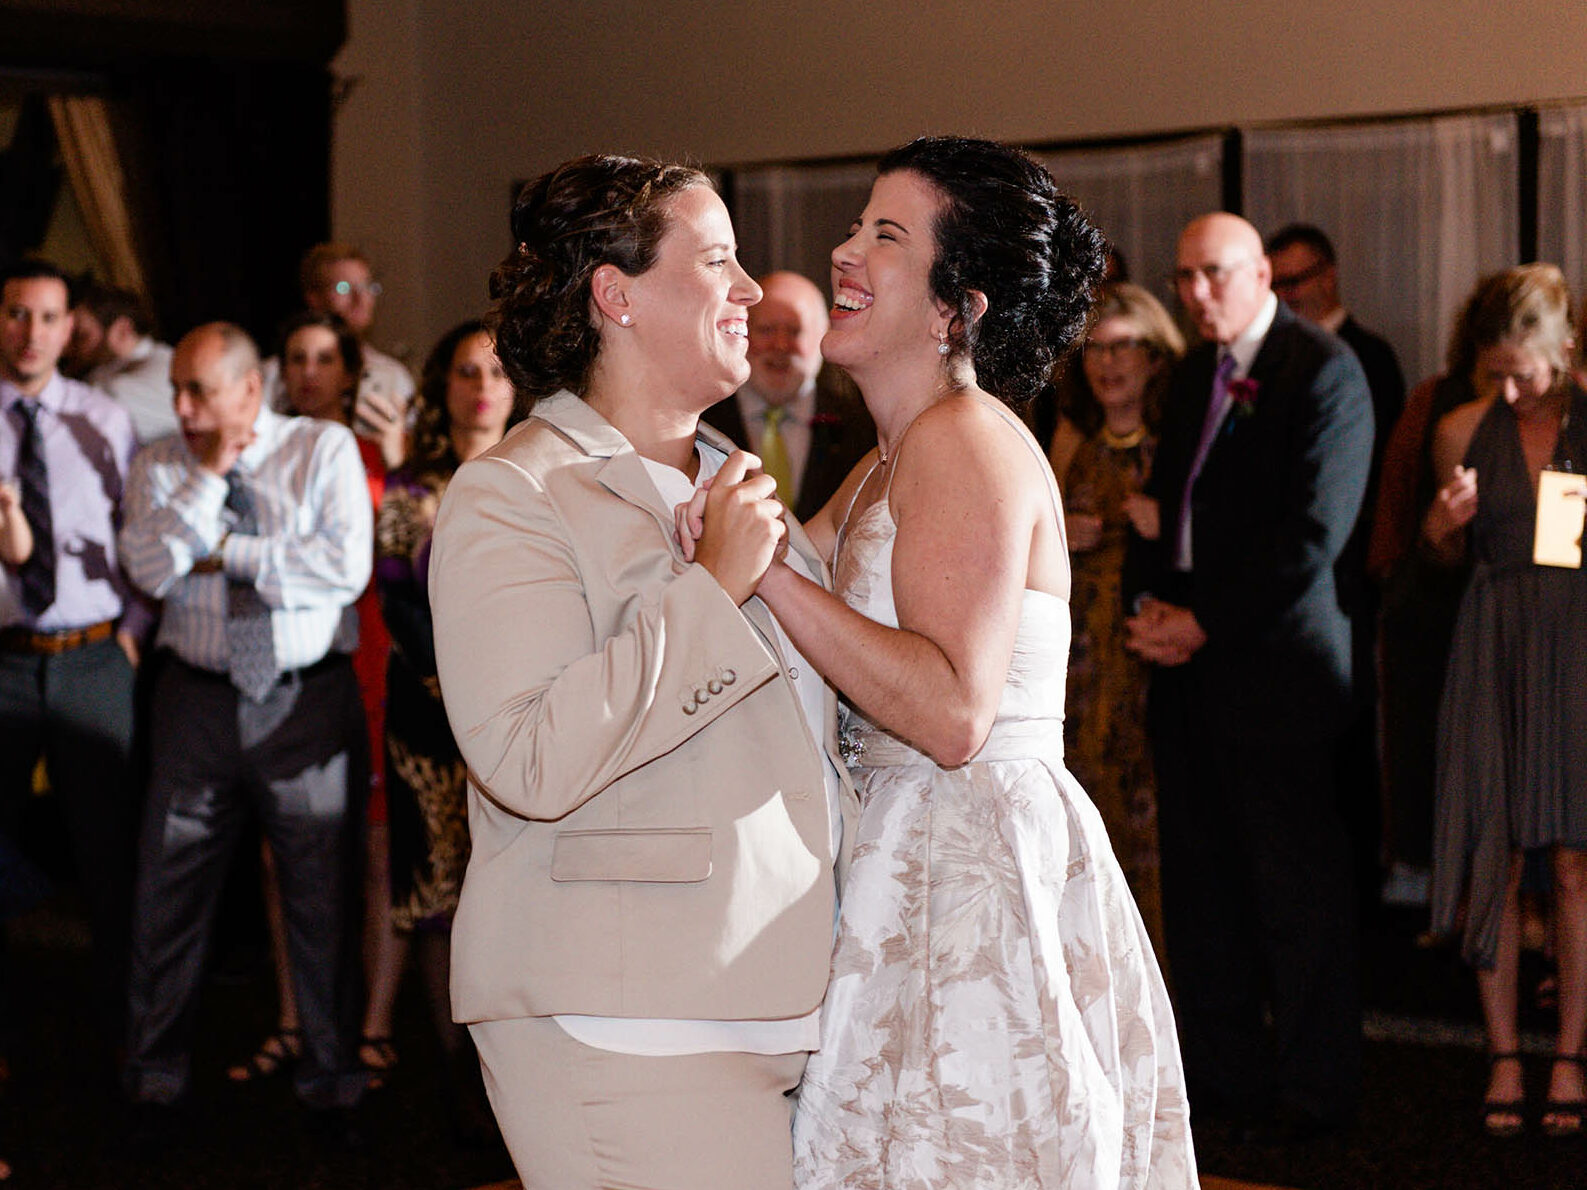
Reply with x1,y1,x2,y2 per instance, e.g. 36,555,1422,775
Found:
331,280,383,298
1082,337,1151,360
1172,260,1252,289
1271,260,1330,291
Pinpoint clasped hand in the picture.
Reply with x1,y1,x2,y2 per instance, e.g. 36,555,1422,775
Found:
1123,597,1207,667
675,450,788,605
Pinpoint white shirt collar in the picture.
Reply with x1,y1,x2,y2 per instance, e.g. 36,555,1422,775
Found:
737,378,816,425
1224,291,1279,379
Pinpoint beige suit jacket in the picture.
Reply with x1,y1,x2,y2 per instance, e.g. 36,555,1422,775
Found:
430,390,858,1025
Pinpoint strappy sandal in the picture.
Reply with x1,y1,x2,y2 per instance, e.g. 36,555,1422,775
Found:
1543,1052,1587,1138
359,1035,398,1089
1483,1051,1526,1138
225,1027,302,1083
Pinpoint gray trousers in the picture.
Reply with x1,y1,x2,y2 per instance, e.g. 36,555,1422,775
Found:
124,655,368,1109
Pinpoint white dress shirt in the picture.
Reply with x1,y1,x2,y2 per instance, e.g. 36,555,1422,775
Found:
118,405,372,674
86,336,178,444
555,441,844,1058
732,380,817,504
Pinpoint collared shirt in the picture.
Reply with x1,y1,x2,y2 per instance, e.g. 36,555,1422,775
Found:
732,380,817,503
0,372,137,632
118,405,372,673
1319,306,1348,335
555,441,843,1059
86,336,178,444
1175,292,1280,571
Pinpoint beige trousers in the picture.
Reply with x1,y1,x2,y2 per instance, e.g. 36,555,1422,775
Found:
471,1015,807,1190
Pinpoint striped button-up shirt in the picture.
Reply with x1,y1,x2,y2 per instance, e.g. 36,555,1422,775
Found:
0,373,138,632
119,405,372,673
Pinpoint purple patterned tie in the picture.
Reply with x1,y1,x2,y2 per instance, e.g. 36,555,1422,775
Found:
1174,352,1237,570
14,401,55,617
223,469,277,702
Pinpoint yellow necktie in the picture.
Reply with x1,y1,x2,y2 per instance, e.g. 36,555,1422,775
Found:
760,405,795,506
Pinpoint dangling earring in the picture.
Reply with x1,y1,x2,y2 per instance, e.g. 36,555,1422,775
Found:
619,314,632,326
937,331,950,356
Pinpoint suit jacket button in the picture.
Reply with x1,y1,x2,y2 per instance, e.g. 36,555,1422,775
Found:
722,669,736,685
707,678,722,695
682,702,698,715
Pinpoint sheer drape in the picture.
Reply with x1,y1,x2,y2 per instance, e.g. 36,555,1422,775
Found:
1244,114,1520,387
46,95,149,297
1538,102,1587,303
730,161,878,290
1032,135,1225,313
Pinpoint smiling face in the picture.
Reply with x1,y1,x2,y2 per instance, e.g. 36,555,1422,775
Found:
622,185,762,406
282,324,355,421
747,272,828,405
0,277,74,395
445,330,515,438
823,170,948,378
1082,315,1159,412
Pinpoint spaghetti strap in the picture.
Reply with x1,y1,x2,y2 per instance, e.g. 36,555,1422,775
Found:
834,454,884,559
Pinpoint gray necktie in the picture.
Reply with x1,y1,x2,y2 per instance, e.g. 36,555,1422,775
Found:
224,470,277,702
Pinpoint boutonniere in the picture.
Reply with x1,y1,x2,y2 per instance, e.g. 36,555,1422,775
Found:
1227,377,1260,418
809,411,843,433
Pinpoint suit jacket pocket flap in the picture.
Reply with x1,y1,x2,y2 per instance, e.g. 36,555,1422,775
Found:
550,828,713,883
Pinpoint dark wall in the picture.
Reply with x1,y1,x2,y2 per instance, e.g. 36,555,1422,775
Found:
0,0,345,350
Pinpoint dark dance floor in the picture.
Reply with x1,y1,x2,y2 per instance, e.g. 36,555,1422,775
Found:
3,881,1585,1187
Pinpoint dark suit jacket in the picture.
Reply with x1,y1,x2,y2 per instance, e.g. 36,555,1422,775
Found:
1336,316,1406,459
1125,301,1375,736
702,367,876,522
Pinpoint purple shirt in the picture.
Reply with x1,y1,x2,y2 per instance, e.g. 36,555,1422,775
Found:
0,372,139,632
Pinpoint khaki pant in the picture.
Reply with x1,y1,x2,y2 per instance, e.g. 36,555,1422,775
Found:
471,1015,806,1190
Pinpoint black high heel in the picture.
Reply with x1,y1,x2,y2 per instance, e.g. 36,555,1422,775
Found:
1543,1052,1586,1138
1483,1051,1525,1138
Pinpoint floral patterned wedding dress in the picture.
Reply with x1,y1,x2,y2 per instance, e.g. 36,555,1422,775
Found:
791,442,1197,1190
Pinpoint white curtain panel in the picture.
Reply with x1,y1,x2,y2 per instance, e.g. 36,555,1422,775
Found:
1033,135,1225,317
1244,113,1520,388
1538,103,1587,311
730,160,880,294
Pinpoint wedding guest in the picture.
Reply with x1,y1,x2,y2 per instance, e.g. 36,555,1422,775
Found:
702,270,873,519
0,259,141,1068
1125,212,1374,1138
375,318,522,1139
427,154,853,1188
1423,264,1587,1138
65,281,178,444
1049,281,1183,957
120,323,370,1133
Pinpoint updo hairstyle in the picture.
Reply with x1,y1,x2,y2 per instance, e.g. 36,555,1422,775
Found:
876,136,1108,409
489,154,711,399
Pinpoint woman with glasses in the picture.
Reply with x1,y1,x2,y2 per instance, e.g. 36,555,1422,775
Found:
1048,281,1183,957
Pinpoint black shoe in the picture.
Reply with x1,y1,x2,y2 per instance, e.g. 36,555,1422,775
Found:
123,1099,184,1158
303,1105,366,1154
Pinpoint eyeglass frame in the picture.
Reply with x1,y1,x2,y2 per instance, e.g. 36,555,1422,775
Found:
1171,258,1257,291
1082,336,1153,360
1270,258,1332,292
330,280,383,298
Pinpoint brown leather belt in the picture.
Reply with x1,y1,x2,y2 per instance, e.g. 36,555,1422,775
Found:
0,620,115,655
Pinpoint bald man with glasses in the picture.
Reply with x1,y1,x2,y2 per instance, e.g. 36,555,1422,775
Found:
1124,212,1375,1142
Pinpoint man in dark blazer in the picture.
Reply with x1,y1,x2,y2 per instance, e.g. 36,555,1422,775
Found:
1124,213,1375,1138
703,271,874,522
1267,222,1408,911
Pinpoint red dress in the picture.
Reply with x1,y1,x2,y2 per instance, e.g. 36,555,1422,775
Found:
354,436,390,821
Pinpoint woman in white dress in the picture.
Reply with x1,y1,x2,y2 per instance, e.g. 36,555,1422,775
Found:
690,136,1196,1188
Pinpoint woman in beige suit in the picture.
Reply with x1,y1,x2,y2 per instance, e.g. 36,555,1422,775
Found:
427,155,856,1189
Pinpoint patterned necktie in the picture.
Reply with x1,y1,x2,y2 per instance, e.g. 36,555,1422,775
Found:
224,469,277,702
14,401,55,617
760,405,795,506
1173,352,1238,570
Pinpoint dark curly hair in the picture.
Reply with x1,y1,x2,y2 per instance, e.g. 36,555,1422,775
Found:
406,319,529,483
488,154,712,399
876,136,1108,409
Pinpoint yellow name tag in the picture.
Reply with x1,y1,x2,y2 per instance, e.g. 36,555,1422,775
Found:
1534,469,1587,568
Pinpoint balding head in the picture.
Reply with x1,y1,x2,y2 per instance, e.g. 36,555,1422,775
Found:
1175,213,1272,345
170,323,263,463
747,271,829,405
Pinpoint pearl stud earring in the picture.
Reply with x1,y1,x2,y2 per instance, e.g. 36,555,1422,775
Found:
937,332,950,356
619,314,632,326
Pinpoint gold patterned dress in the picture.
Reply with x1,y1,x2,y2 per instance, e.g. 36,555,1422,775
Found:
376,467,470,930
791,469,1195,1190
1060,429,1164,955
